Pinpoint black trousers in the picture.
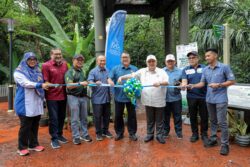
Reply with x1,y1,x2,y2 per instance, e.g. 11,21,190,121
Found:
92,103,111,135
114,101,137,136
47,100,67,141
163,100,182,136
145,106,164,138
18,115,41,150
187,98,208,137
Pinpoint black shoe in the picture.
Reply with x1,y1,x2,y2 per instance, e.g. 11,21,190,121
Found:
190,135,199,142
51,140,60,149
205,139,218,148
129,134,138,141
115,134,124,141
201,135,208,140
58,136,68,144
102,131,113,139
162,132,170,139
201,136,209,146
96,134,103,141
80,135,92,142
220,145,229,155
144,135,154,142
156,136,166,144
73,138,81,145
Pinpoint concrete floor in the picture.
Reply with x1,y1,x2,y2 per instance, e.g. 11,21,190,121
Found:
0,102,250,167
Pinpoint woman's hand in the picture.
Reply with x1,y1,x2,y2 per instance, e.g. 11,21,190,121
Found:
42,83,50,90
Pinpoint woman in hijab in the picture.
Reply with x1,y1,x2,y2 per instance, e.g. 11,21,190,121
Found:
14,52,49,156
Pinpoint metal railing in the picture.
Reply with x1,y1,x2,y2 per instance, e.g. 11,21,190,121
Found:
0,85,16,97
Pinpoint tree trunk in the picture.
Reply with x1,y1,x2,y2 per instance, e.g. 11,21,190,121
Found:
26,0,43,57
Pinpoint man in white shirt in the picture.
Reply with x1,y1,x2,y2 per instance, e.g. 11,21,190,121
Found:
118,55,168,144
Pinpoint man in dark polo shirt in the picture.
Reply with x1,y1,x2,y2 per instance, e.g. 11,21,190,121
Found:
181,51,208,144
107,52,138,141
42,48,68,149
190,48,235,155
87,55,113,141
65,54,92,145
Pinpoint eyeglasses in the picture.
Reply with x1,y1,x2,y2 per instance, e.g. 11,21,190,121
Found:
28,58,37,61
148,60,156,63
76,59,84,62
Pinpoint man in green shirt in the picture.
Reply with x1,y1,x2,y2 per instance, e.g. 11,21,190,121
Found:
65,54,92,145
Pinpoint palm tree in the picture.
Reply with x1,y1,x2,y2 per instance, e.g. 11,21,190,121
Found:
190,1,250,83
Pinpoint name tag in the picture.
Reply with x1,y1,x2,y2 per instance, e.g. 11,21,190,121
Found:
197,68,203,73
185,69,195,75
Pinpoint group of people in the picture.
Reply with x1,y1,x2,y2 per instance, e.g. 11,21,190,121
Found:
13,48,235,157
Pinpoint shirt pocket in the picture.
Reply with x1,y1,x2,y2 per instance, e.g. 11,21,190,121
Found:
212,73,225,83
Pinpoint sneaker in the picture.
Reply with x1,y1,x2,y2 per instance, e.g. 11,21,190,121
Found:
156,136,166,144
73,138,81,145
129,134,138,141
190,135,199,142
96,134,103,141
58,136,68,144
144,135,154,142
51,140,61,149
220,145,229,155
205,139,218,148
177,134,183,139
17,149,29,156
102,131,113,139
28,146,45,152
80,135,93,142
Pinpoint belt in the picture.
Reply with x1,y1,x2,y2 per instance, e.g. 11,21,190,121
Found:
67,94,91,99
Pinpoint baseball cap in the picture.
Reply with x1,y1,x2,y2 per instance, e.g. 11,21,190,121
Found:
187,51,199,57
146,55,156,62
165,54,175,61
73,54,84,60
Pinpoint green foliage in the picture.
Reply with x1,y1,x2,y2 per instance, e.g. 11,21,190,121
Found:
40,0,93,37
22,4,94,62
82,57,96,76
228,111,249,136
0,53,22,83
190,1,250,83
124,15,165,68
0,1,93,85
38,4,69,41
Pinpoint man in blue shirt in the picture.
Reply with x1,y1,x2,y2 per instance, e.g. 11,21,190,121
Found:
88,55,113,141
108,52,138,141
182,51,208,144
191,48,235,156
163,54,183,139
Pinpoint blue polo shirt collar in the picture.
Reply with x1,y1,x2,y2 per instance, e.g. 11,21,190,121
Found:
122,65,131,70
189,64,202,69
98,66,106,71
208,61,221,69
164,66,178,72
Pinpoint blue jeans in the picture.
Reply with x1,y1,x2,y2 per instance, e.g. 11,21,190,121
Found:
206,102,229,146
163,100,182,136
67,95,89,139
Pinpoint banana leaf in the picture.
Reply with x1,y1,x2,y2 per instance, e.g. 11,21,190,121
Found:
38,4,69,41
